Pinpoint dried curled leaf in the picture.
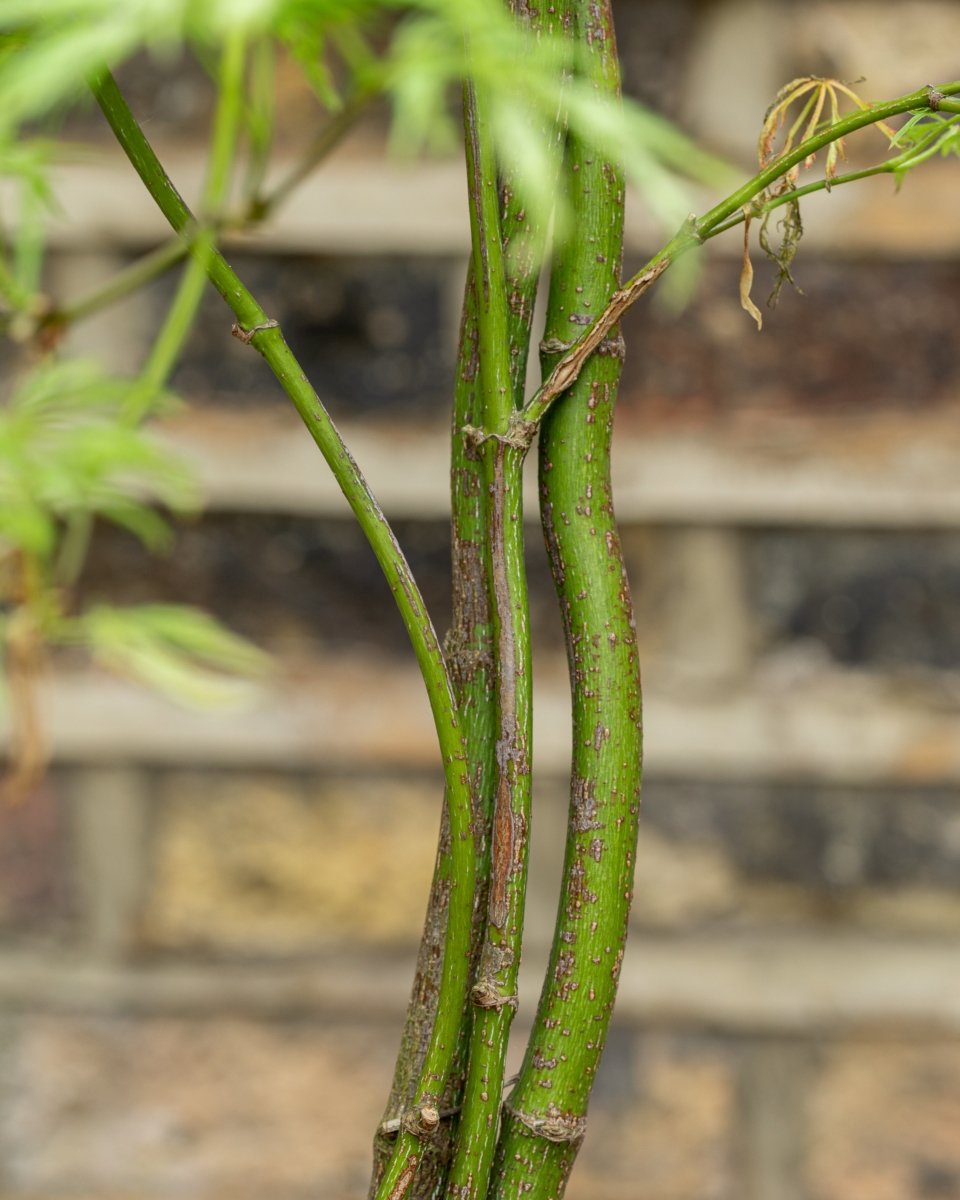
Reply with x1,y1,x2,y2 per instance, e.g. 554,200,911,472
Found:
738,210,762,331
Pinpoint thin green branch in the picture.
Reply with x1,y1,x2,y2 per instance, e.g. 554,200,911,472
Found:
32,88,373,343
397,62,533,1200
90,74,477,1179
696,81,960,236
43,236,190,331
462,81,514,436
248,88,374,219
443,4,571,1186
515,79,960,434
134,29,247,410
705,112,960,240
370,270,497,1200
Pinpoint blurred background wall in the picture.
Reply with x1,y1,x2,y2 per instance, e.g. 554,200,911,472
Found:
2,1,960,1197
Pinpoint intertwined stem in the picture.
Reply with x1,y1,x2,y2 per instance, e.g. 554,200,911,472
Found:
490,3,639,1195
441,67,534,1200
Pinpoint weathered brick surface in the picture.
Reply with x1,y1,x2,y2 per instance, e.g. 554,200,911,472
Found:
524,776,960,938
618,258,960,422
5,3,960,1194
0,778,69,940
568,1033,736,1200
169,253,456,422
0,1015,397,1199
142,772,440,952
0,1018,735,1200
629,780,960,934
808,1042,960,1200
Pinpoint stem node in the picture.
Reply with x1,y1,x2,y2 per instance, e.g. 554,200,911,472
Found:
503,1105,587,1145
471,980,519,1010
230,317,279,344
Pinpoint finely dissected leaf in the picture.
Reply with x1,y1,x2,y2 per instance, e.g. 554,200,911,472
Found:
0,358,197,560
0,0,371,133
80,603,270,708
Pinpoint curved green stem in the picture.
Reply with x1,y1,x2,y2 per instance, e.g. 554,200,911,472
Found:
133,29,247,414
706,112,960,240
90,73,477,1182
517,80,960,434
696,81,960,236
491,3,640,1196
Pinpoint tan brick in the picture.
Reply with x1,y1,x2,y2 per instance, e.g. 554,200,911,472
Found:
808,1042,960,1200
631,825,960,934
0,1015,397,1199
568,1036,736,1200
143,772,441,953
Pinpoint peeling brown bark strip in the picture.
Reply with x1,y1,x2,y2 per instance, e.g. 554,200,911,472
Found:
520,256,669,429
370,279,494,1200
387,1156,420,1200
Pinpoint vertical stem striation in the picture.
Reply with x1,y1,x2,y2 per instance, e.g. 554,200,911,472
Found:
371,276,495,1200
490,3,641,1197
374,2,567,1184
444,70,533,1200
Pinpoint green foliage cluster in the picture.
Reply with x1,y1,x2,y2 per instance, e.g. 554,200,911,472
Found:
0,0,728,768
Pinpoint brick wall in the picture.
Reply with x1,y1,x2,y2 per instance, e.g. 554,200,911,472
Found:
2,2,960,1197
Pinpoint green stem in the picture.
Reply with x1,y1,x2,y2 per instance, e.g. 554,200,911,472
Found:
441,64,534,1199
35,89,372,342
705,112,960,240
91,73,477,1182
241,37,275,207
517,80,960,433
370,271,498,1200
696,81,960,236
134,29,247,412
249,88,373,219
44,237,190,331
491,3,640,1196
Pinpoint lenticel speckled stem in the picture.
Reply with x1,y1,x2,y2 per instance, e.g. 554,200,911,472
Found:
490,3,641,1195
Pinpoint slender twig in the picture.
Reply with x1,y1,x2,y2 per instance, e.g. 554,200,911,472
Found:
512,80,960,434
133,28,247,416
249,88,373,219
42,237,190,333
698,82,959,234
442,4,572,1186
34,89,374,341
90,75,477,1174
705,111,960,240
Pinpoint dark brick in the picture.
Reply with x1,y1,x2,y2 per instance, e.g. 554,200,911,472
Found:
747,530,960,670
619,258,960,424
168,255,456,421
643,780,960,892
77,512,568,661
